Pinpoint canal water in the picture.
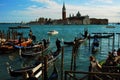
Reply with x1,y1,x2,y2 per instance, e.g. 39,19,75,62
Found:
0,24,120,80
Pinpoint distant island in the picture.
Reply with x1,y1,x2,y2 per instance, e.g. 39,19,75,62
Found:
0,3,108,25
28,3,108,25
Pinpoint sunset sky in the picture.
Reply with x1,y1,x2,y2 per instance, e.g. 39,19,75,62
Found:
0,0,120,23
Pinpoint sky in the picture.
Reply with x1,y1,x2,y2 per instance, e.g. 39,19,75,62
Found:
0,0,120,23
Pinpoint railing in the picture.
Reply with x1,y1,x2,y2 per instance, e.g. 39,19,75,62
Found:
65,70,120,80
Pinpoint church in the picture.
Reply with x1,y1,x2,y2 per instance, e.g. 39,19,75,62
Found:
28,3,108,25
53,3,90,25
53,3,108,25
62,3,90,25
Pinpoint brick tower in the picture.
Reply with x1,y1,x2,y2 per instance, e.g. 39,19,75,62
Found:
62,3,66,20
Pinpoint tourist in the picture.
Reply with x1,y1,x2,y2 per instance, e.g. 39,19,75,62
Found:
89,56,101,72
105,52,115,66
117,48,120,56
113,49,118,57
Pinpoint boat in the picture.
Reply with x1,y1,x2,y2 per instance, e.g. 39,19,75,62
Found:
47,30,58,35
91,37,99,54
106,25,115,28
0,25,35,54
0,39,34,54
7,48,61,78
64,41,74,46
9,25,30,29
13,38,33,49
47,49,61,64
64,37,86,46
88,34,113,39
0,41,15,53
21,46,48,57
48,65,58,80
7,62,42,77
21,40,50,57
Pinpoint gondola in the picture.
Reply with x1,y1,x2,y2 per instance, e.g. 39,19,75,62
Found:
47,49,61,64
13,38,33,49
64,41,74,46
0,41,15,54
48,65,58,80
7,47,61,78
21,46,48,57
7,62,42,77
21,40,50,57
64,38,86,46
88,34,113,39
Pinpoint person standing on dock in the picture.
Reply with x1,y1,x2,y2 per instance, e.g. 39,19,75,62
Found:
89,56,101,72
112,49,118,57
56,38,61,51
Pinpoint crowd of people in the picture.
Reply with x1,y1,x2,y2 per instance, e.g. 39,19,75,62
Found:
89,48,120,80
89,48,120,72
104,49,120,67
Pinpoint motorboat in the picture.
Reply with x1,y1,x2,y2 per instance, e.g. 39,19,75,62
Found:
106,25,115,28
47,30,58,35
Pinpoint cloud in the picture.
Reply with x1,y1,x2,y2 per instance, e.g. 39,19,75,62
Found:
31,0,61,8
8,0,120,22
91,0,113,3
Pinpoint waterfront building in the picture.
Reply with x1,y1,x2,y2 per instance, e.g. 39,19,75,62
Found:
90,18,108,25
28,3,108,25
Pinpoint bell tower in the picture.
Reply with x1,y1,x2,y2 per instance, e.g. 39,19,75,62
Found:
62,3,66,20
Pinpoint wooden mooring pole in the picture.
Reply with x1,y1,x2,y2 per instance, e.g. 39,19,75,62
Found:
108,37,110,50
44,56,48,80
100,34,102,52
112,33,115,51
89,34,91,51
118,34,120,48
61,46,64,80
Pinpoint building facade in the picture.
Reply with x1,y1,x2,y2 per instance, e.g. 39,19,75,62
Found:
60,3,90,25
28,3,108,25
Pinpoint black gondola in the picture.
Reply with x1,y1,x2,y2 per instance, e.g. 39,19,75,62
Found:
88,34,113,39
7,47,61,78
7,63,42,77
21,46,49,57
64,41,74,46
21,40,50,57
48,65,58,80
64,38,86,46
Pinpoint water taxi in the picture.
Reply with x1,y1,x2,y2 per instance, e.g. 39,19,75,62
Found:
47,30,58,35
